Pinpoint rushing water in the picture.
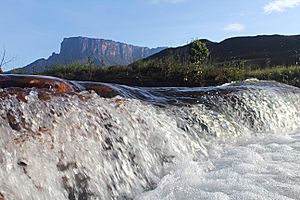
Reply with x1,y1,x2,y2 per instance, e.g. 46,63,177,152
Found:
0,78,300,199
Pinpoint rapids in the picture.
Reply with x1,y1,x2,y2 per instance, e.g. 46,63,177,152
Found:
0,76,299,199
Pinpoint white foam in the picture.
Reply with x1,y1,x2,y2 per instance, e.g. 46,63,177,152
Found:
0,93,204,199
137,132,300,200
0,82,300,199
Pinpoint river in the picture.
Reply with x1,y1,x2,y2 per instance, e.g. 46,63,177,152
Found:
0,77,299,199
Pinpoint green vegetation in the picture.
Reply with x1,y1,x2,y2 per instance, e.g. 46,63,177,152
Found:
39,40,300,87
42,62,300,87
190,40,210,65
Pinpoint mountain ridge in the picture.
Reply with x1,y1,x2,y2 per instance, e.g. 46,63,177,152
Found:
12,34,300,74
13,37,167,73
142,34,300,68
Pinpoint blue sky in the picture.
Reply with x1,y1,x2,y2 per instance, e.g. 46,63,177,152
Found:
1,0,300,70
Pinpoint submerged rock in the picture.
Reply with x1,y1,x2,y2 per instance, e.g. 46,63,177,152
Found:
0,74,80,93
0,74,121,99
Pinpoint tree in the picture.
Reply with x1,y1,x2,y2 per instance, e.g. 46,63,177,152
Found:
0,46,14,73
190,40,210,65
182,40,210,82
99,59,105,67
86,57,95,79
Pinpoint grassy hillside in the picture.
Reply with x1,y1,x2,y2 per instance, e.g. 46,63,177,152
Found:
141,35,300,68
40,62,300,88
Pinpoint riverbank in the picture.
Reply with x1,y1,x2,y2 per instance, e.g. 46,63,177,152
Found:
37,64,300,88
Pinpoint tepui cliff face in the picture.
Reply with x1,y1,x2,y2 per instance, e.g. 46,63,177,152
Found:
16,37,166,73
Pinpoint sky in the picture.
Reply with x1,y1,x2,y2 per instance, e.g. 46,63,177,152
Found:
1,0,300,70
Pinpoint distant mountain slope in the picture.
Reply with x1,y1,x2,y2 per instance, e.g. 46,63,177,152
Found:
13,37,166,73
143,34,300,67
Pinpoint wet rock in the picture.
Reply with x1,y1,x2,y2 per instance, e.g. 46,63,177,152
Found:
57,161,77,172
0,193,5,200
0,88,28,102
0,74,80,93
62,172,93,200
79,82,119,98
17,160,28,167
6,110,22,131
103,137,113,150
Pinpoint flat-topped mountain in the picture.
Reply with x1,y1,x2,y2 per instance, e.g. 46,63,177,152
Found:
12,34,300,74
14,37,166,73
143,34,300,67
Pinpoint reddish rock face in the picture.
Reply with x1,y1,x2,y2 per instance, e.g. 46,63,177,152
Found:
0,75,80,93
79,82,119,98
0,75,121,100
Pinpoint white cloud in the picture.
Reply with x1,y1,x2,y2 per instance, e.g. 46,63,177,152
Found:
150,0,185,4
223,23,245,32
264,0,300,14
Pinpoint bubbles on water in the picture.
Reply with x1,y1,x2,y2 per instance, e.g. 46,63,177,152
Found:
137,133,300,200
